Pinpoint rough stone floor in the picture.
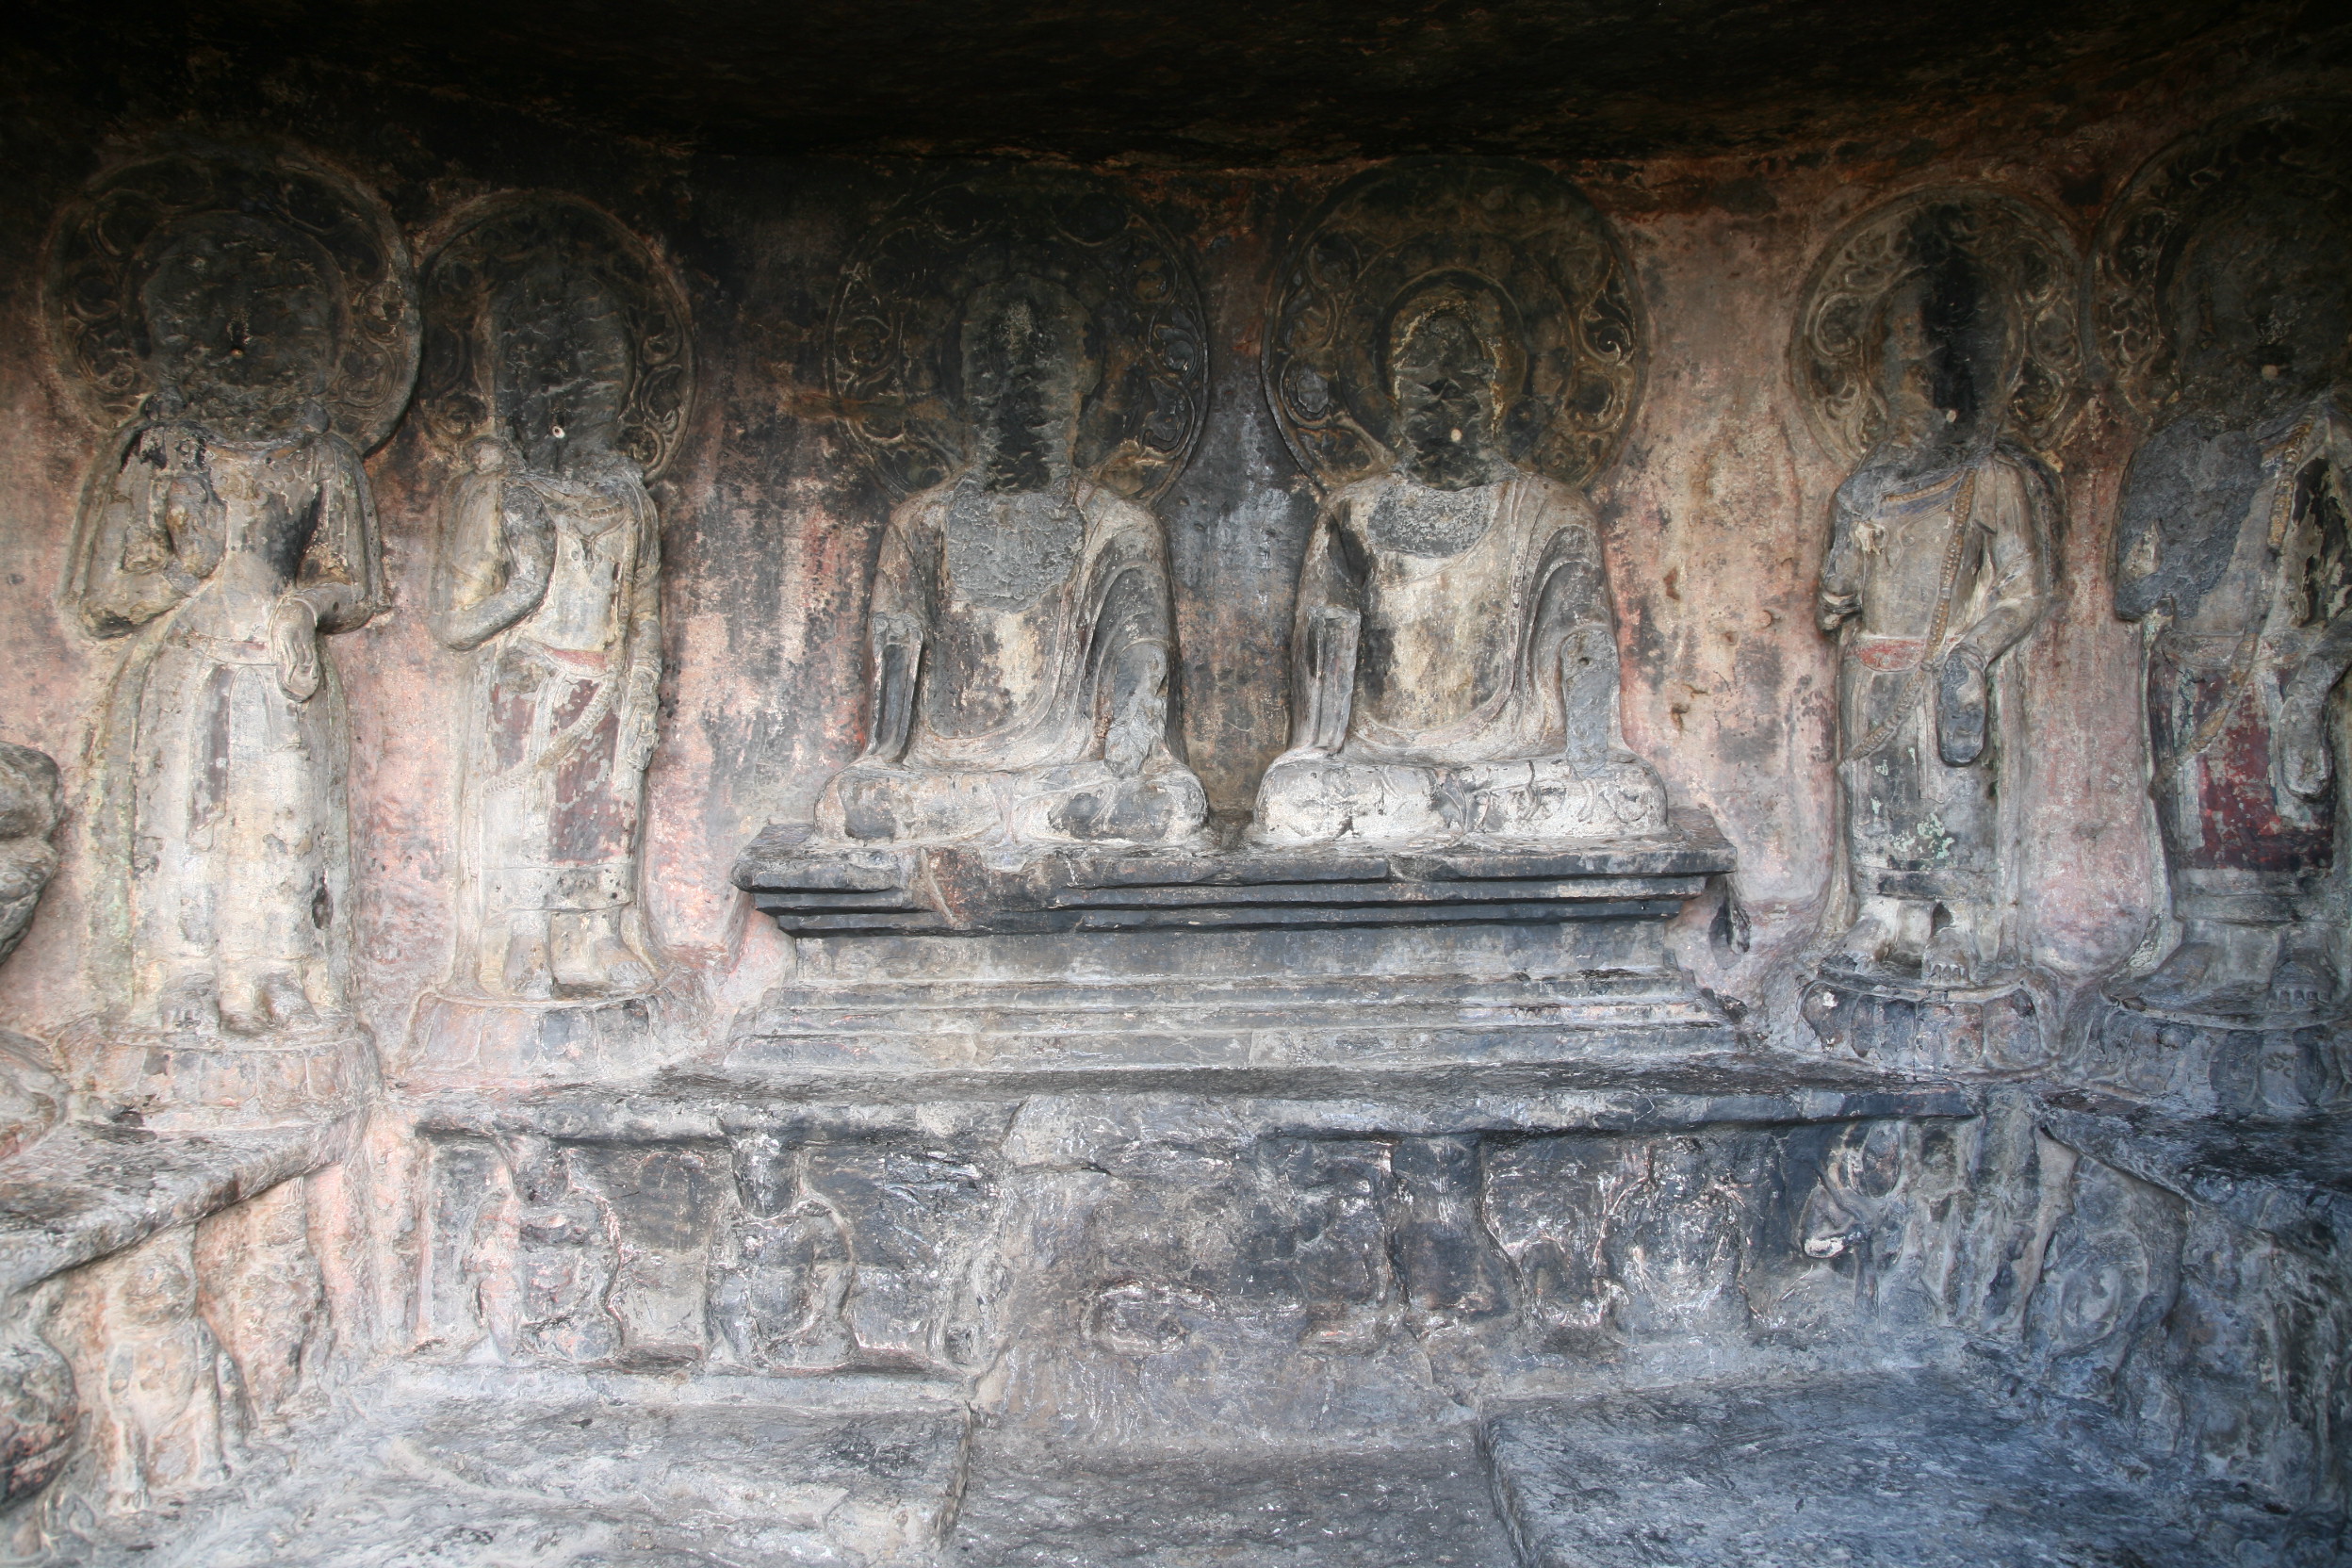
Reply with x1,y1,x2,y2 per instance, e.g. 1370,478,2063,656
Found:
39,1366,2344,1567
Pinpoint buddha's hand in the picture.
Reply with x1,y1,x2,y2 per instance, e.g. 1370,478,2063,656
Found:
270,596,322,702
620,662,662,776
1816,589,1860,635
2279,699,2334,799
1935,645,1988,768
1103,645,1169,776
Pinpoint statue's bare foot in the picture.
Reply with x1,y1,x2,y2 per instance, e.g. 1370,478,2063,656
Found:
2270,953,2333,1015
1920,927,1978,988
551,927,655,998
156,970,219,1034
220,967,315,1035
256,969,318,1029
1825,915,1893,978
2121,941,2221,1010
1051,776,1177,844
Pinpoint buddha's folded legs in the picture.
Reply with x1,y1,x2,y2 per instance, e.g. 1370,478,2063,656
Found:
820,758,1208,849
1251,754,1667,847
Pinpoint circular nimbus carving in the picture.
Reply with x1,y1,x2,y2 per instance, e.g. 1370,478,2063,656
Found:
827,171,1208,503
2090,99,2352,417
1792,188,2083,466
42,145,419,452
1265,157,1645,494
417,194,695,480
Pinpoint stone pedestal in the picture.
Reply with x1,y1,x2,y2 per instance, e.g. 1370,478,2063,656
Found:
1801,972,2053,1074
54,1017,373,1133
2070,994,2347,1115
400,972,704,1090
733,811,1739,1075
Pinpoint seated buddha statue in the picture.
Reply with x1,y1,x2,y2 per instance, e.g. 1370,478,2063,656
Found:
810,274,1209,852
1251,287,1667,848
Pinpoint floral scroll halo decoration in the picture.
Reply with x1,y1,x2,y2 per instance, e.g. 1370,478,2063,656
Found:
1265,156,1646,496
42,144,420,454
827,169,1209,505
1791,187,2084,469
417,193,696,482
2090,99,2352,419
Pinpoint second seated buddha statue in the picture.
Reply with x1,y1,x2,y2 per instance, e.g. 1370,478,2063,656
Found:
1251,286,1668,849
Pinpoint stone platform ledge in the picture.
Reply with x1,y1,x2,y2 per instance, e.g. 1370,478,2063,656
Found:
2033,1089,2352,1268
41,1365,971,1568
730,969,1736,1073
1483,1365,2333,1567
734,809,1734,936
398,1056,1978,1143
0,1117,350,1297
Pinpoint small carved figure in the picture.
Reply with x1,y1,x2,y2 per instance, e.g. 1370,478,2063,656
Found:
55,1235,228,1513
1816,263,2054,986
812,275,1208,850
429,252,664,998
708,1131,853,1371
500,1136,620,1365
2108,193,2352,1017
1252,286,1665,846
48,153,416,1037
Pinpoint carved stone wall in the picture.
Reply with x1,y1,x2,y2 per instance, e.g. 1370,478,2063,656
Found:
0,14,2347,1561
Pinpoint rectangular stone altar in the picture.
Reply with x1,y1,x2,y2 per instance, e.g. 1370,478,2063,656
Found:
730,811,1740,1073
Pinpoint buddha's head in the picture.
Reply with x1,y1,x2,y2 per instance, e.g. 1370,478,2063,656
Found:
1387,286,1514,491
961,275,1097,495
141,213,337,440
2174,191,2351,420
494,260,634,477
1871,217,2011,466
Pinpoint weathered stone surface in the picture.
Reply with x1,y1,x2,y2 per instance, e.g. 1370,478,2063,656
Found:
1,12,2349,1560
1487,1368,2341,1566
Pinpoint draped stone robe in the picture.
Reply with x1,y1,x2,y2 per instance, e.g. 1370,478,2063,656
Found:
816,476,1208,850
1252,468,1666,847
440,449,663,990
2116,390,2352,922
66,419,383,1020
1821,446,2050,917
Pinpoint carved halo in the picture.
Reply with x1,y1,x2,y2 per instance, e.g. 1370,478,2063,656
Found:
2090,99,2352,417
1265,157,1645,494
827,169,1209,503
1791,187,2083,467
416,193,696,480
42,145,419,453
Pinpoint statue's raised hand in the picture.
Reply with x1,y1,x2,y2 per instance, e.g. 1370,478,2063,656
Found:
270,596,321,701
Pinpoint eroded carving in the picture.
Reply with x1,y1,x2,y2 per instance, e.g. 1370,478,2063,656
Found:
421,196,689,999
1255,161,1663,848
2096,102,2352,1030
806,176,1209,853
48,148,413,1047
0,746,65,1161
1800,192,2065,992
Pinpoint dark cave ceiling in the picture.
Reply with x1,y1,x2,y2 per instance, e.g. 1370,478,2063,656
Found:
10,0,2344,163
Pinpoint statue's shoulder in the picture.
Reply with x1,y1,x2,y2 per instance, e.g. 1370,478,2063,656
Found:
888,483,956,534
1512,469,1598,536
